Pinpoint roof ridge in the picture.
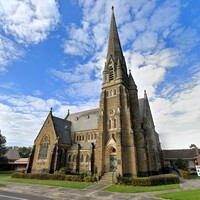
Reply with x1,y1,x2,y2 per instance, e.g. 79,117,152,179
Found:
70,108,99,115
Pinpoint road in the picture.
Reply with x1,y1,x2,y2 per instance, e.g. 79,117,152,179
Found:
0,190,51,200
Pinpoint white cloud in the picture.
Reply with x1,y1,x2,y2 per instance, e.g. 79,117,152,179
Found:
0,35,24,72
149,0,180,31
0,94,100,146
151,72,200,149
0,0,60,44
0,0,60,72
65,79,101,99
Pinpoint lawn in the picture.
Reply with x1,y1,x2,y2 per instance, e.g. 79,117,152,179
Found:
156,189,200,200
0,172,93,189
189,174,200,179
104,184,180,193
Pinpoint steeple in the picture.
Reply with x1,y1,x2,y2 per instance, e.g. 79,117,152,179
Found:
106,6,124,64
128,70,137,89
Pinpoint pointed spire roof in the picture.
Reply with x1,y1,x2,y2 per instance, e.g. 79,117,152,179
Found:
128,70,137,88
106,6,123,64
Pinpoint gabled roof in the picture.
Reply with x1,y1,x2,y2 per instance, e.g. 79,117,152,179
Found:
67,108,99,132
5,149,20,160
53,116,72,145
163,149,200,159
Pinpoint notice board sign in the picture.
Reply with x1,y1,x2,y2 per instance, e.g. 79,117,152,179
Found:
196,165,200,176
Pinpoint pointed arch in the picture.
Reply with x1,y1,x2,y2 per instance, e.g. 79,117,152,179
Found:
38,134,50,160
80,154,84,162
86,154,90,162
72,154,76,162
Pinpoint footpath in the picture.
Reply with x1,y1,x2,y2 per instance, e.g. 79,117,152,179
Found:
0,179,200,200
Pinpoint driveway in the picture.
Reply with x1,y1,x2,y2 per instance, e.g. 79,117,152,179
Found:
0,179,200,200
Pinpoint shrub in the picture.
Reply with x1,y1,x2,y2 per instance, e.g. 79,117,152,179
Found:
11,172,26,179
59,167,68,174
117,174,179,186
71,175,84,182
180,170,190,179
11,172,97,182
84,175,97,182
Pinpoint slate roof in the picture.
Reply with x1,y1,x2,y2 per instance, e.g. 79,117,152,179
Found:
5,149,20,160
138,98,144,123
53,116,72,145
80,142,92,150
67,101,147,132
162,149,200,159
67,108,99,132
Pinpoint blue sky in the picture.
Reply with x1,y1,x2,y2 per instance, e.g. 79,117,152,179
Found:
0,0,200,149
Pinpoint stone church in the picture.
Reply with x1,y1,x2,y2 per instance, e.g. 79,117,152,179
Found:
27,8,162,177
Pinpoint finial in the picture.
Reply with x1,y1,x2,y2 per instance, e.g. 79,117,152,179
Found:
68,109,70,114
129,69,131,73
112,6,114,11
50,107,52,112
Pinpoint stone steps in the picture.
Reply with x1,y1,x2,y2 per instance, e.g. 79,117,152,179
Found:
99,172,115,184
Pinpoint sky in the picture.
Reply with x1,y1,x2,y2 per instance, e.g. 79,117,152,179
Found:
0,0,200,149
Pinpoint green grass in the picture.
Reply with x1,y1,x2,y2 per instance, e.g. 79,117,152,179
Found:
0,184,5,187
0,172,93,189
156,189,200,200
189,174,200,179
104,184,180,193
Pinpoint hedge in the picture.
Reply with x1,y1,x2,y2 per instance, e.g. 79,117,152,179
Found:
117,174,179,186
11,172,96,182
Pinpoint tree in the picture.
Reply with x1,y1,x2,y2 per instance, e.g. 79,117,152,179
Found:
174,158,188,170
18,146,32,158
190,144,197,149
0,131,6,157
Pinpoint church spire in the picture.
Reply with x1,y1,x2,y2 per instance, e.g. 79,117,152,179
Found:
106,6,123,64
128,70,137,90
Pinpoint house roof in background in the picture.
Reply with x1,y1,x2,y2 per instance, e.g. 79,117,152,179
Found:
5,149,20,160
163,149,200,159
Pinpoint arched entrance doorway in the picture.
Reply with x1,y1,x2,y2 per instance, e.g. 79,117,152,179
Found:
105,146,117,172
110,148,117,172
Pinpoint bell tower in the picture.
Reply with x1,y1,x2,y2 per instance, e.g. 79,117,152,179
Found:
95,7,143,176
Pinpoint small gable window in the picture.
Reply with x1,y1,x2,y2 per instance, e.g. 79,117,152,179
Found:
80,154,84,162
38,134,50,160
86,154,90,162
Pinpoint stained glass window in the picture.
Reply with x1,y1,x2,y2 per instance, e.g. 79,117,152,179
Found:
38,135,49,160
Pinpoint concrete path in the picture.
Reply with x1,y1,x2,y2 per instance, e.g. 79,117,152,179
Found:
0,179,200,200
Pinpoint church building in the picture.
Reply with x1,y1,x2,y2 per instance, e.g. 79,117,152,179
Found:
27,8,163,177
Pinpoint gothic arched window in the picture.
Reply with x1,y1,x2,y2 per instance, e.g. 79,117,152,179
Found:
38,134,50,160
72,154,76,162
86,154,90,162
68,154,71,162
114,118,117,129
80,154,84,162
109,119,112,129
